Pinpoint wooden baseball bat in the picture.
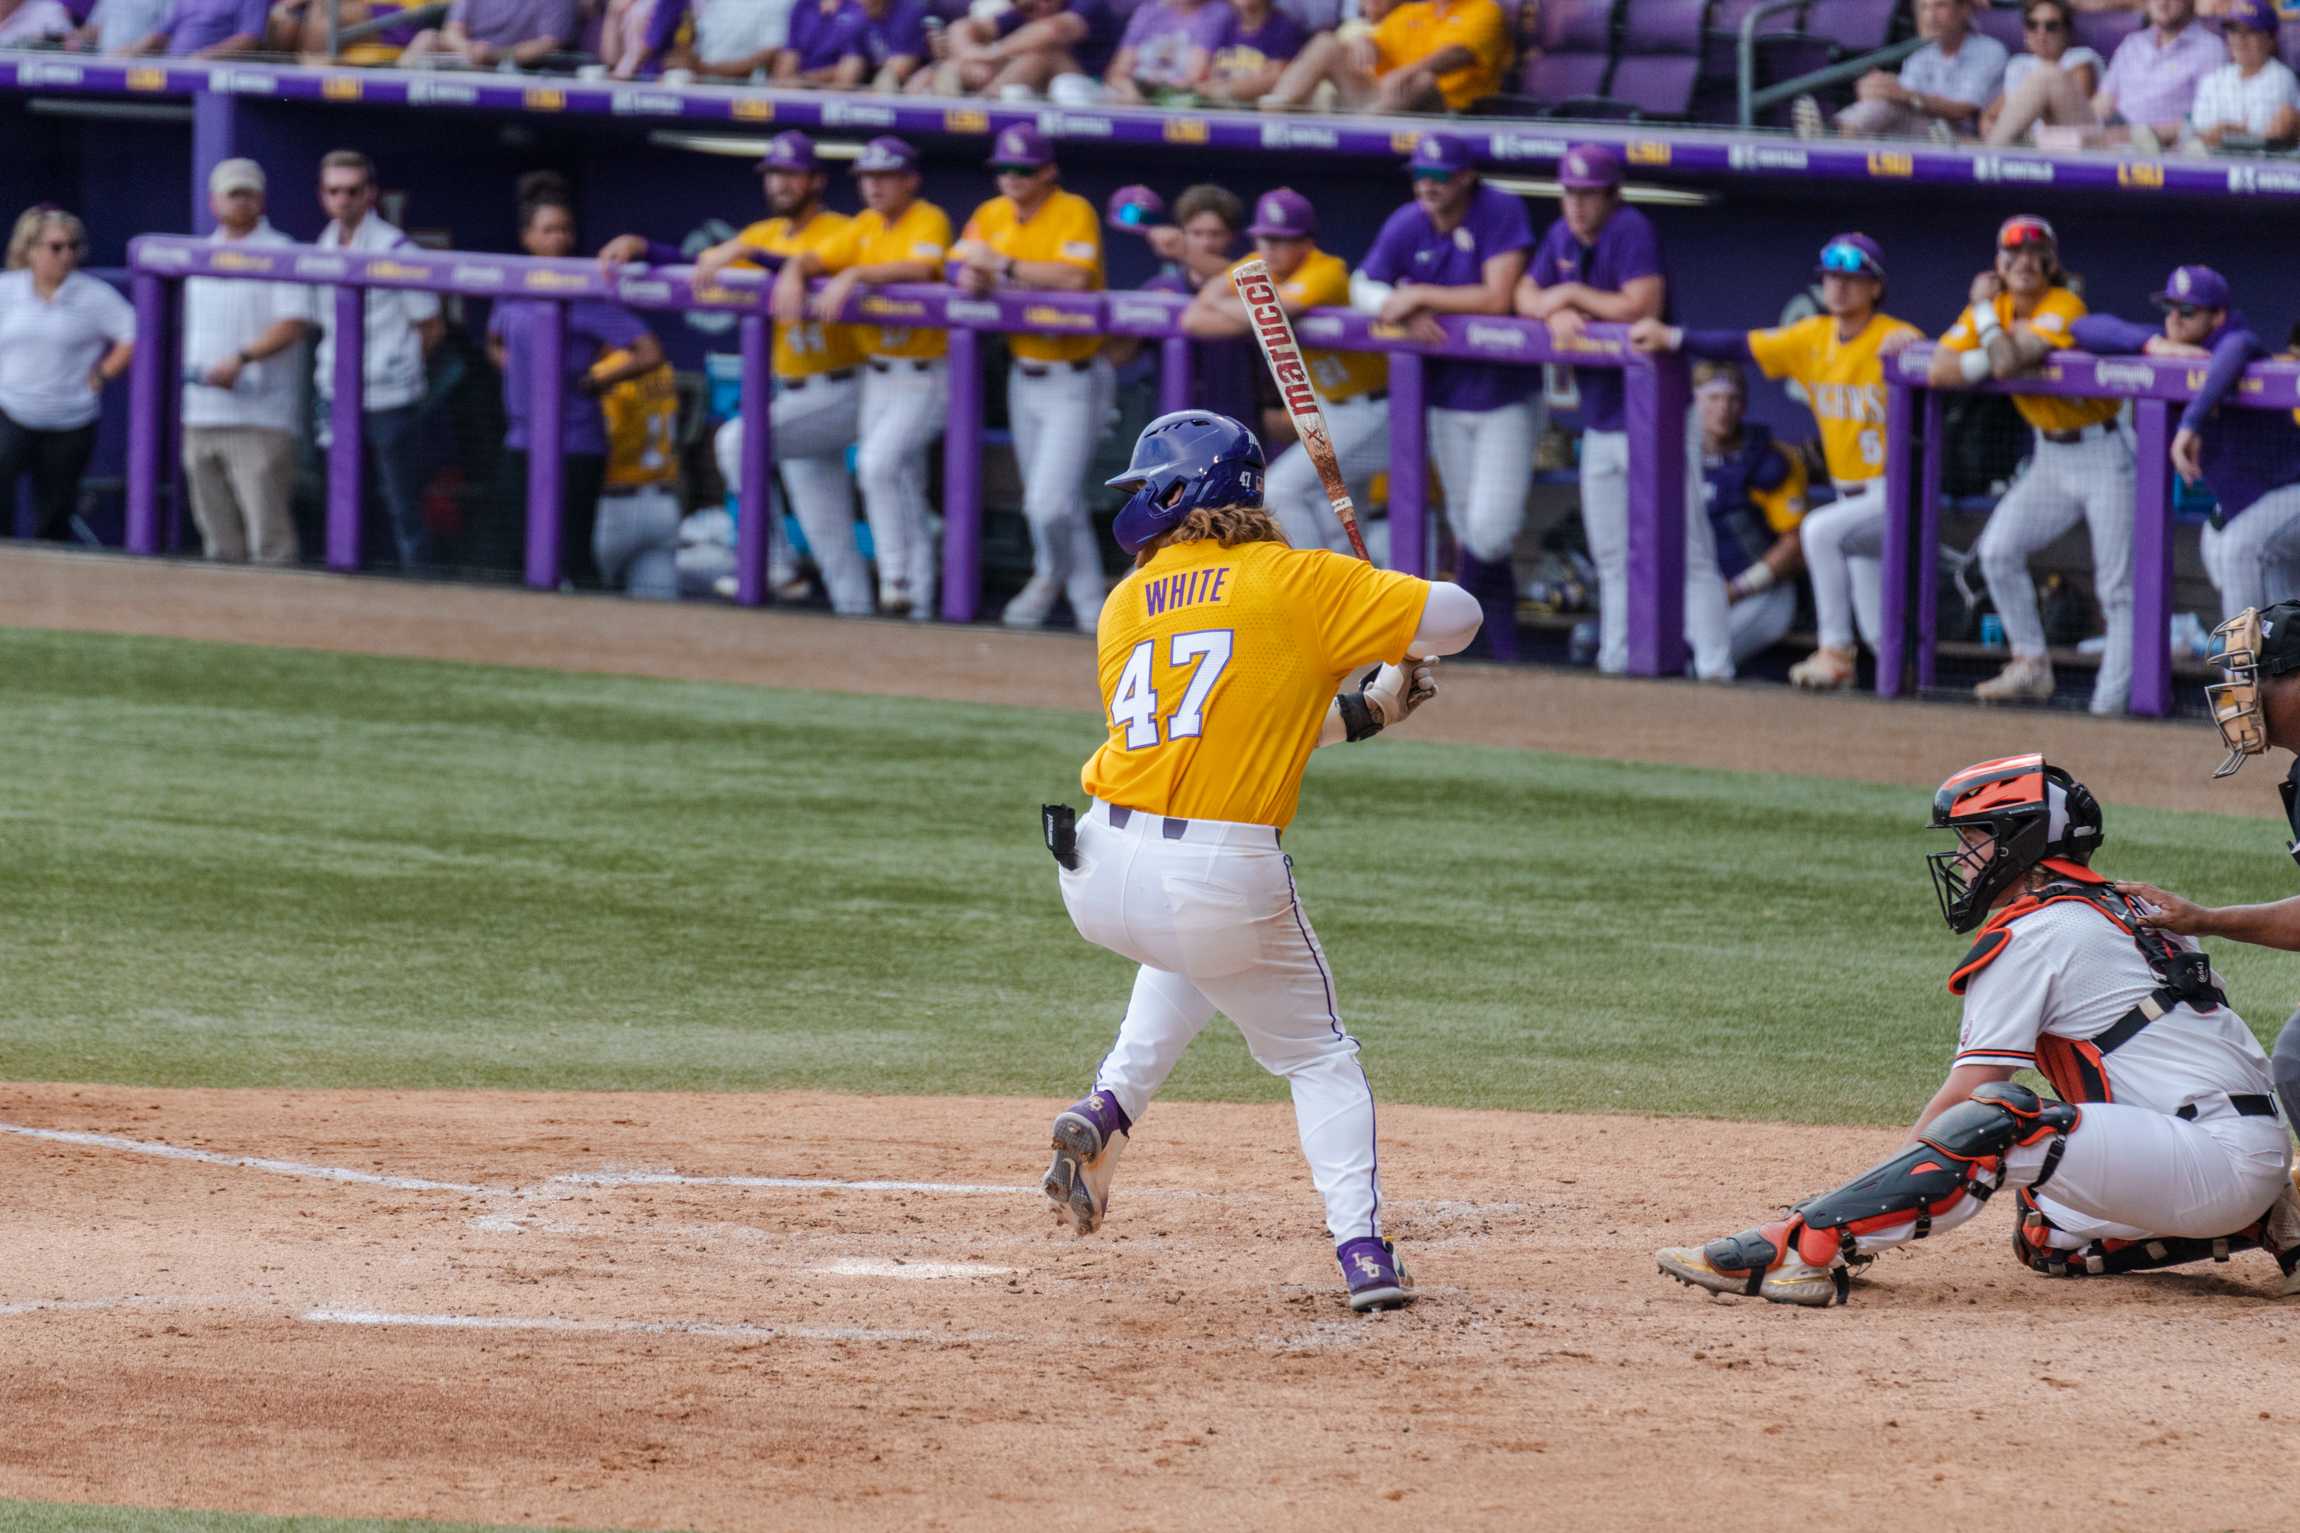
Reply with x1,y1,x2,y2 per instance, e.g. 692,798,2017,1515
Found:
1229,257,1371,563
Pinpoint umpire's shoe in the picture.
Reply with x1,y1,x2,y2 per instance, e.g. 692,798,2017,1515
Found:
1658,1218,1849,1307
1043,1091,1131,1236
1339,1237,1413,1312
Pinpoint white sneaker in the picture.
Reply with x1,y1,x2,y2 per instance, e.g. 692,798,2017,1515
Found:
878,575,915,617
1002,575,1061,629
1974,655,2055,704
1792,94,1825,140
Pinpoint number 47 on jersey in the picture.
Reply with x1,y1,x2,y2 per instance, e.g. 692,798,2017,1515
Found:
1110,629,1233,748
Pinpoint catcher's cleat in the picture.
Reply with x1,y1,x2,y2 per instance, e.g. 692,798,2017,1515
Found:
1657,1218,1852,1308
1042,1092,1130,1236
1338,1236,1413,1312
2269,1171,2300,1297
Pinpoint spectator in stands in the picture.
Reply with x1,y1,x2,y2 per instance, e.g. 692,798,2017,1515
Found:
1354,134,1533,656
1103,0,1233,103
1693,362,1807,667
1986,0,2224,148
2075,266,2300,620
630,0,800,79
180,159,313,566
2184,0,2299,147
0,0,74,46
398,0,577,66
591,341,682,599
1517,143,1731,682
67,0,174,53
485,174,666,590
1927,215,2133,713
907,0,1117,104
128,0,267,55
948,125,1112,629
1632,234,1923,692
1257,0,1508,112
1199,0,1305,104
774,0,858,84
311,149,445,571
770,135,953,616
1807,0,2006,141
831,0,929,89
0,206,133,543
1979,0,2102,140
1181,187,1390,558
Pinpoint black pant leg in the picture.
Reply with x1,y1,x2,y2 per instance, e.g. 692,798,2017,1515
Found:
29,422,98,540
561,454,607,590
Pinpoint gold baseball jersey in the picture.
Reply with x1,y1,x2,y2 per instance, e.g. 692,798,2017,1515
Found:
730,210,865,379
815,199,954,361
594,350,680,491
1746,311,1922,486
1938,286,2120,434
958,190,1104,365
1081,537,1429,829
1229,249,1386,404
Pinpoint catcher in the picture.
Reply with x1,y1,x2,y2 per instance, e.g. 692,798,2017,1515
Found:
1659,752,2298,1306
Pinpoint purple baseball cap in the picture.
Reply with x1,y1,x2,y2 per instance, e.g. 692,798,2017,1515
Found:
1815,232,1887,281
1248,187,1315,239
852,135,919,174
1558,143,1622,191
1406,133,1474,178
1105,184,1164,229
2225,0,2279,30
756,131,818,175
2154,264,2232,310
988,124,1054,170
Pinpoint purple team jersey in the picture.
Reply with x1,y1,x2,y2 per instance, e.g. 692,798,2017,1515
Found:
1118,0,1236,87
999,0,1117,75
448,0,578,47
489,297,650,457
1359,183,1537,412
1528,204,1666,432
787,0,854,70
1212,4,1305,74
159,0,267,52
841,0,927,66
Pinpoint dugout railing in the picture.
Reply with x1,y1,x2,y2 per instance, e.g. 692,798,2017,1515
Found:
125,234,1704,673
1882,343,2300,719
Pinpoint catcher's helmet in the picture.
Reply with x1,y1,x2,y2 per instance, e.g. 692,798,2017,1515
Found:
1926,753,2103,934
1106,411,1264,554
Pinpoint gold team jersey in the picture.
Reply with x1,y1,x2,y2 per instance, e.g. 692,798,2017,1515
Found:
1229,249,1386,404
814,199,954,361
1372,0,1510,111
959,189,1104,365
1750,444,1808,535
731,211,865,379
1746,311,1922,486
1938,286,2120,434
593,349,680,492
1081,538,1429,829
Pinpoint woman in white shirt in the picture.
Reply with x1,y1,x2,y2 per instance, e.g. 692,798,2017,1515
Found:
1980,0,2102,140
2187,0,2299,148
0,207,135,542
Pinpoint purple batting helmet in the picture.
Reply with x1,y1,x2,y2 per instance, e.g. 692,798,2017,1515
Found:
1105,411,1266,554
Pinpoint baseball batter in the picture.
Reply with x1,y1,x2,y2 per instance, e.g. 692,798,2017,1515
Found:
772,135,951,618
1179,188,1389,558
1634,234,1921,691
1660,753,2297,1306
1039,410,1481,1312
1929,216,2133,714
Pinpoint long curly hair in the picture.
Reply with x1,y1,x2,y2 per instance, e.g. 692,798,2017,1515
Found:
1134,503,1288,566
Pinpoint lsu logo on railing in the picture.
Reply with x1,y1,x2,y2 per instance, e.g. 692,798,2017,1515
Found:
1163,118,1208,144
2090,362,2156,392
691,283,748,306
211,250,277,274
126,66,169,91
731,97,774,120
2187,368,2209,390
523,268,590,291
1024,304,1095,329
1865,152,1913,178
1626,141,1670,166
321,73,361,100
368,259,432,281
2117,160,2165,189
524,87,566,111
944,108,988,132
1390,130,1420,153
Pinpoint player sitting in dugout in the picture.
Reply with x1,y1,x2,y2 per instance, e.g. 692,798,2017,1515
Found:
1658,753,2300,1306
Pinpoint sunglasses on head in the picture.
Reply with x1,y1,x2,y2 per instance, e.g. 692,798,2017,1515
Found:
1817,243,1875,274
2000,226,2053,251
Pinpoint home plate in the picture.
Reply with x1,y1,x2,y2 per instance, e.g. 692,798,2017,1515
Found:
819,1259,1015,1280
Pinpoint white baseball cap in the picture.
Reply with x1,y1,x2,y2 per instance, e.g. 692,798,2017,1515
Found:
209,158,266,197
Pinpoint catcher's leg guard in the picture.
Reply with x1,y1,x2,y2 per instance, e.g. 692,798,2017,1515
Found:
2014,1187,2289,1280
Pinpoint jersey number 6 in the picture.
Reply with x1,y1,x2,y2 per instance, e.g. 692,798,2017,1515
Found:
1111,629,1234,749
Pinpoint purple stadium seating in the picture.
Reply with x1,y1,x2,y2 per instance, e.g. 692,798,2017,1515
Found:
1970,6,2024,57
2071,9,2138,60
1802,0,1902,53
1521,0,1622,110
1610,0,1709,118
1702,0,1803,78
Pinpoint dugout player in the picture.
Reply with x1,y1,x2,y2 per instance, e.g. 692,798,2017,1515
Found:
949,125,1113,632
602,131,869,614
1039,411,1482,1312
2072,266,2300,622
1695,361,1807,665
1632,234,1921,691
1179,187,1389,558
1353,133,1534,659
1928,216,2134,714
1519,142,1732,680
771,135,951,618
1659,753,2299,1306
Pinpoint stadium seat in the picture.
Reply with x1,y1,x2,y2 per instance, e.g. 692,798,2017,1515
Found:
1969,5,2023,57
1518,0,1625,114
2071,8,2137,59
1609,0,1709,119
1801,0,1902,54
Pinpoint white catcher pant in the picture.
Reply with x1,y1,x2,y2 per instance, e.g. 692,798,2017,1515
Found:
1428,398,1539,564
1726,583,1796,664
1267,392,1388,557
1057,800,1383,1246
857,359,948,609
1977,426,2135,713
712,371,870,615
2202,482,2300,621
1801,478,1888,653
1581,427,1735,680
1009,358,1117,626
594,485,681,600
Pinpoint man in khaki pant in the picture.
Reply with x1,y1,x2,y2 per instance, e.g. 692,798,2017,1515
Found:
181,158,314,563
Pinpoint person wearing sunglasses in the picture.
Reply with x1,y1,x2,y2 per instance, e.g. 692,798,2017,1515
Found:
2073,266,2300,622
0,206,134,545
1979,0,2102,141
1927,216,2132,713
1632,235,1920,692
1988,0,2224,150
2185,0,2300,150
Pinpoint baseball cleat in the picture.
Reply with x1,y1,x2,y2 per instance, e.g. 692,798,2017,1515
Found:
1974,656,2056,705
1657,1219,1849,1307
2265,1171,2300,1296
1001,575,1062,629
1786,645,1856,691
1338,1236,1413,1312
1042,1092,1130,1236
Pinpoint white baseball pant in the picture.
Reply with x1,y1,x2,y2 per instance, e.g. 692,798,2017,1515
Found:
2202,482,2300,620
711,370,870,615
1581,427,1735,680
1427,397,1538,563
594,484,682,600
1977,426,2135,713
1800,478,1888,653
1725,583,1797,664
1009,357,1116,627
1057,800,1384,1246
1267,391,1388,557
857,358,948,614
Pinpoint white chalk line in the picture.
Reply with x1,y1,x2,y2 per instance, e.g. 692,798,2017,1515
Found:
303,1309,1014,1344
817,1259,1014,1279
541,1169,1046,1196
0,1121,488,1193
